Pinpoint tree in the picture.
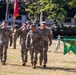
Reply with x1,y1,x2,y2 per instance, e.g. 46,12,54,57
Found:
23,0,42,23
39,0,73,24
68,0,76,8
68,0,76,25
23,0,71,24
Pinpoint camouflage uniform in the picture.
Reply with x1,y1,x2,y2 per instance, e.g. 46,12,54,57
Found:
0,29,3,60
0,28,12,65
26,29,43,68
38,27,52,67
13,28,19,49
15,28,29,66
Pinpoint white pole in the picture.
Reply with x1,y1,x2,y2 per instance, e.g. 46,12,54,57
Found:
5,0,9,23
54,35,61,53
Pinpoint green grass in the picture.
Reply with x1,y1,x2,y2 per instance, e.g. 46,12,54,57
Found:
0,39,76,75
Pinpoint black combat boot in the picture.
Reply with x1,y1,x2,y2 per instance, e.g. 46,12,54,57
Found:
32,61,36,69
43,64,46,68
2,61,5,65
22,62,26,66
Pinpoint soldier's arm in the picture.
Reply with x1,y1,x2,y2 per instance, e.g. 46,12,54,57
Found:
14,28,21,38
48,29,53,46
12,26,14,33
9,30,13,46
25,32,30,48
39,31,44,48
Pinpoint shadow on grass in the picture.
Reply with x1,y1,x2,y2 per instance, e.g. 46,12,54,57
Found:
8,64,32,67
7,64,76,73
37,66,76,73
8,64,22,67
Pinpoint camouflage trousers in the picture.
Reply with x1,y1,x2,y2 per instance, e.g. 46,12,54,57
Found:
20,44,28,64
39,49,43,66
30,47,43,66
13,36,17,49
0,42,8,63
43,41,48,65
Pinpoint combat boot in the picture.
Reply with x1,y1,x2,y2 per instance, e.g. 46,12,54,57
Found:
32,61,36,69
43,64,46,68
2,61,5,65
22,62,26,66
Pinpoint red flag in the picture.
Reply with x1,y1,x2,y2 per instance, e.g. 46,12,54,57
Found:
14,0,19,19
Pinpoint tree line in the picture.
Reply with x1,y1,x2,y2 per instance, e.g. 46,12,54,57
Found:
0,0,76,24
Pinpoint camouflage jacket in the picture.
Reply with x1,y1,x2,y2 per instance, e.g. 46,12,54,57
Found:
38,27,53,45
0,28,12,45
13,29,20,38
15,28,29,45
26,30,44,49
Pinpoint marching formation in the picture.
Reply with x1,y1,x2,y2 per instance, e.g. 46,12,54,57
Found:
0,20,52,69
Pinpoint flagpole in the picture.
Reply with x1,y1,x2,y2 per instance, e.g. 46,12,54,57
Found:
5,0,9,23
13,18,15,26
54,35,61,53
40,10,43,25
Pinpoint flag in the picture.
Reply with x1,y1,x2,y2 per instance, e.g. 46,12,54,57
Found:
62,37,76,55
40,10,43,25
14,0,19,19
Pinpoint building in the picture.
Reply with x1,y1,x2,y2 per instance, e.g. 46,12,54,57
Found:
0,0,76,27
7,14,27,27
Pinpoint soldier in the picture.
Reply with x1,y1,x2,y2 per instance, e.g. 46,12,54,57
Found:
0,20,12,65
13,24,19,49
14,23,29,66
38,21,53,67
26,24,44,69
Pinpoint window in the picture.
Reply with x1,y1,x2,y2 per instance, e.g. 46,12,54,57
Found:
9,15,11,18
65,18,71,23
16,16,22,20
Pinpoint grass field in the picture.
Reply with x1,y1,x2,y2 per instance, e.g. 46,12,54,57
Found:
0,39,76,75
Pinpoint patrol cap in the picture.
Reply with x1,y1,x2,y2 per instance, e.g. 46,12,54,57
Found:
23,22,27,26
2,20,7,25
14,24,19,29
30,24,36,29
26,20,30,24
42,21,46,24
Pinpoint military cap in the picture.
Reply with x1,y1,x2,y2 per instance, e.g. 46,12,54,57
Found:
23,23,27,25
30,24,36,29
42,21,46,24
14,24,19,29
2,20,7,25
26,20,30,23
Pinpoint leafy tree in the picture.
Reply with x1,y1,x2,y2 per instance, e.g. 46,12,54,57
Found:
68,0,76,8
23,0,42,23
23,0,76,25
38,0,72,24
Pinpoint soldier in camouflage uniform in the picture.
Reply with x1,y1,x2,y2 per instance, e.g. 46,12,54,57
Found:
26,24,44,69
13,24,19,49
14,23,29,66
38,21,52,67
0,20,12,65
